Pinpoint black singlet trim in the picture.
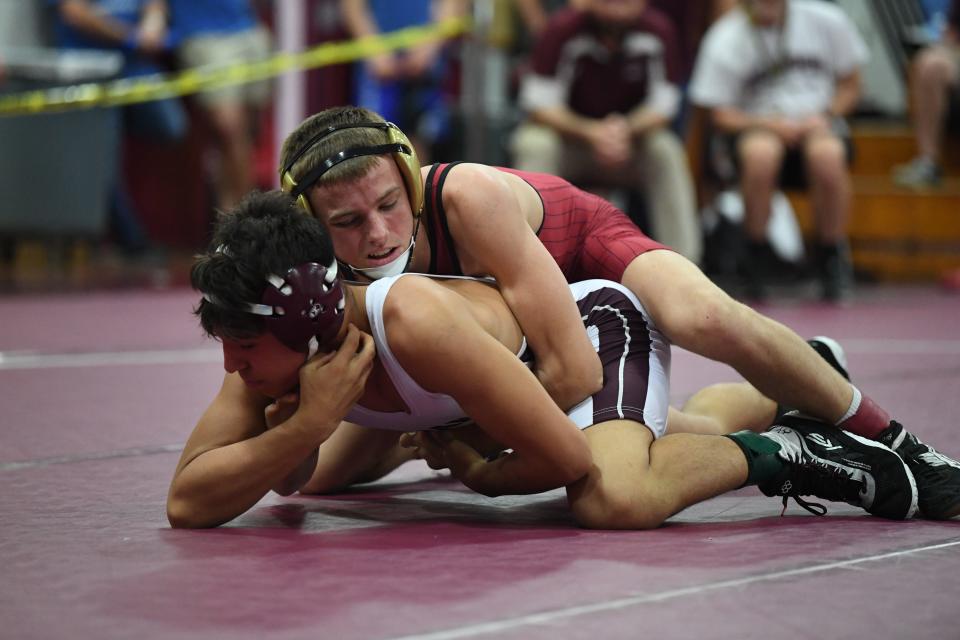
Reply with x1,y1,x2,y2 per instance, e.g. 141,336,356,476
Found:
434,161,464,275
424,163,440,274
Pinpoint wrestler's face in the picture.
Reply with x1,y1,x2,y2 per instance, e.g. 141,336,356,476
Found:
221,332,305,398
306,157,417,273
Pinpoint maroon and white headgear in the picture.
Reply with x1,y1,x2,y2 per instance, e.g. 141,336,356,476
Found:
204,254,345,358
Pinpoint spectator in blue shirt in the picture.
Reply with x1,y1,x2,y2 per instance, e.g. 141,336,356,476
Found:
50,0,187,254
167,0,272,210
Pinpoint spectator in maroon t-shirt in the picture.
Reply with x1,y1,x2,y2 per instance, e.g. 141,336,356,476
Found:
510,0,702,264
648,0,737,84
893,0,960,188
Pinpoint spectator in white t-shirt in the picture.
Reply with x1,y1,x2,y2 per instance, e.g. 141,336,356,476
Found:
689,0,868,302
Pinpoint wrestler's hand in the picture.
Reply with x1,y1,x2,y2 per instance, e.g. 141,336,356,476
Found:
400,431,448,470
265,391,300,430
441,436,496,496
295,324,375,438
401,432,491,493
265,390,321,494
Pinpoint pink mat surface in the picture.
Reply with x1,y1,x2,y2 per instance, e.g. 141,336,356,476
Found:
2,285,959,639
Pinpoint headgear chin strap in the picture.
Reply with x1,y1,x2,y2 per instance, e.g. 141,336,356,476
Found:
348,237,415,280
344,215,421,280
205,259,346,358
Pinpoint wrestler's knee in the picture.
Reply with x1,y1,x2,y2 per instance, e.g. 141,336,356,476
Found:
567,420,664,529
622,251,742,349
655,282,748,353
569,485,666,530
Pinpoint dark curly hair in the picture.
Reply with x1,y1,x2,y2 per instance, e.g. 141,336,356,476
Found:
191,190,336,340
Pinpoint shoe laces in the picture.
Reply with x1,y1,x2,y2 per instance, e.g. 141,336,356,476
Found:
776,458,863,516
780,495,828,517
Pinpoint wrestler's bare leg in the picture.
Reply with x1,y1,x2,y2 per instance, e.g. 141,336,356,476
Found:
566,420,748,529
621,250,851,423
667,381,778,436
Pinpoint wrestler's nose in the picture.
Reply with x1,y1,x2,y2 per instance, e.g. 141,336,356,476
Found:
221,342,247,374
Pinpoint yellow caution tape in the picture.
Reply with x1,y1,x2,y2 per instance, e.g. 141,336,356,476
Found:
0,17,469,116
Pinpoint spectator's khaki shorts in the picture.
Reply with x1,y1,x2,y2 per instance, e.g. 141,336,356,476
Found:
178,26,272,108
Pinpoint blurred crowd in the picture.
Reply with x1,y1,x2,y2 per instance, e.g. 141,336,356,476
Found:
0,0,957,299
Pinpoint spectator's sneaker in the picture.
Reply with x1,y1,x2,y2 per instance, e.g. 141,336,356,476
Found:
893,157,942,189
759,415,918,520
879,421,960,520
817,242,854,302
738,239,771,301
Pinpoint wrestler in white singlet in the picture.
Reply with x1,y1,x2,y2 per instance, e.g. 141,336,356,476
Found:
345,275,671,437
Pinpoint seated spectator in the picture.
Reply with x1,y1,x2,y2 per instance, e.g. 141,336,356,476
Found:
514,0,586,40
510,0,702,264
649,0,738,87
649,0,739,134
893,0,960,188
167,0,272,210
689,0,868,302
340,0,467,164
49,0,188,255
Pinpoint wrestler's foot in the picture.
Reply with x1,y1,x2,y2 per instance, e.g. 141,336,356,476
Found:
807,336,849,380
879,421,960,520
809,337,960,519
758,415,918,520
774,336,850,422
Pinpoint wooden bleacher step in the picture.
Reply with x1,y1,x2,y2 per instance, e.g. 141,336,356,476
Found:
790,122,960,281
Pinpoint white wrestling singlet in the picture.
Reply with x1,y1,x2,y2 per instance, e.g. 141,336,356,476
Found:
345,275,671,437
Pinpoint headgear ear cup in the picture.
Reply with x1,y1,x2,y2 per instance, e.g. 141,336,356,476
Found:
382,122,424,215
279,121,423,216
255,261,345,354
280,171,314,215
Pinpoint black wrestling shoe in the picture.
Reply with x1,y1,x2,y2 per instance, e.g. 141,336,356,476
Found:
809,338,960,519
775,336,850,421
758,415,918,520
879,421,960,520
807,336,850,380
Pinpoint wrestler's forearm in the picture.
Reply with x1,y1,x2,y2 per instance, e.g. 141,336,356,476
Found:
466,450,589,497
166,417,330,528
272,447,319,496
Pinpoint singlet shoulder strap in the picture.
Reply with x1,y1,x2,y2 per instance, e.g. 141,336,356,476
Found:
424,161,465,276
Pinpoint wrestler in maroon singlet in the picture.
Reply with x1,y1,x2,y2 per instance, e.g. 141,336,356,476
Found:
422,162,669,282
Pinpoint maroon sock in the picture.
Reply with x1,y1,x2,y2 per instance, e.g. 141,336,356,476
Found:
838,388,890,439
